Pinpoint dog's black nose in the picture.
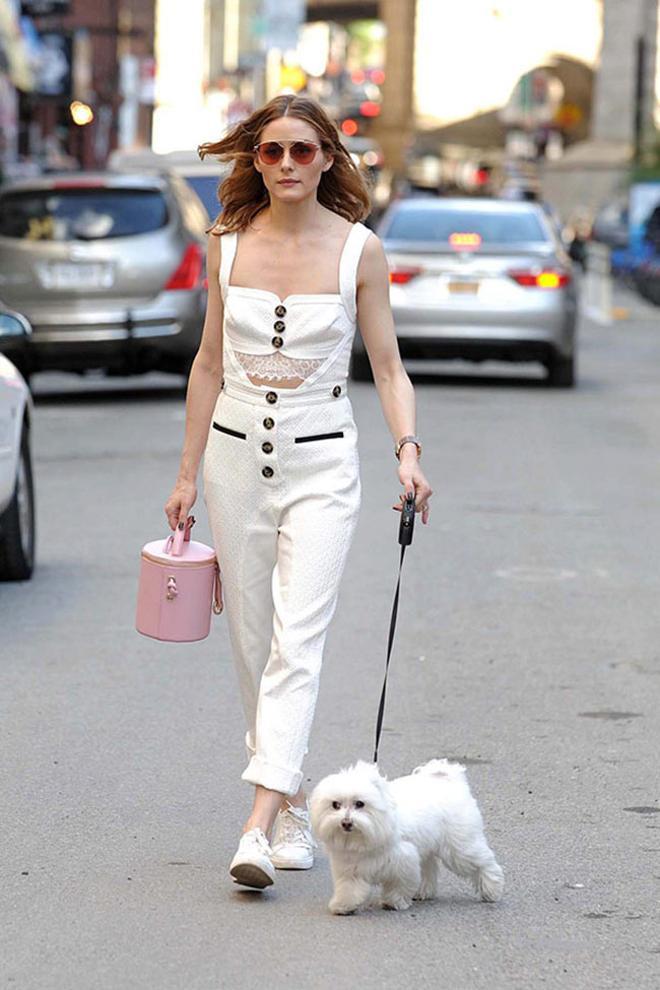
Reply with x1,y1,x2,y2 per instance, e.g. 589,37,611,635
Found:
341,821,353,831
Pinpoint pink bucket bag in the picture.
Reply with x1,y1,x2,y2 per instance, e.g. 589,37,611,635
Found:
136,515,223,643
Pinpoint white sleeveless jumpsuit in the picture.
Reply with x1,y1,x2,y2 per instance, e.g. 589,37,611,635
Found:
203,222,372,796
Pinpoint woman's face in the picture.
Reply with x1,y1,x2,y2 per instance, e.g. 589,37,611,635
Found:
253,116,333,204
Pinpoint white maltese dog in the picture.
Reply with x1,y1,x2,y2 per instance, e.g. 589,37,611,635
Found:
309,758,504,915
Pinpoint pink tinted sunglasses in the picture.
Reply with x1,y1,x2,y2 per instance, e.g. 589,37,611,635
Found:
253,140,322,166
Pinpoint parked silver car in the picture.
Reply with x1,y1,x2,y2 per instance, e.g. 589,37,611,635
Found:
0,310,35,581
0,171,209,378
352,197,577,386
108,148,229,226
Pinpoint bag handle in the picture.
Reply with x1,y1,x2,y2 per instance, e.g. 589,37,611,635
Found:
164,515,195,557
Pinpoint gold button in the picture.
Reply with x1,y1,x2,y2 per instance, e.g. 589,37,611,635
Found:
262,466,274,478
273,320,286,332
263,417,274,429
332,385,342,397
262,441,273,454
266,391,277,404
272,336,283,348
274,305,287,317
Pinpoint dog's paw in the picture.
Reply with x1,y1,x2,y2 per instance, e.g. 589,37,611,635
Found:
382,894,413,911
328,897,358,915
412,885,437,902
476,864,505,903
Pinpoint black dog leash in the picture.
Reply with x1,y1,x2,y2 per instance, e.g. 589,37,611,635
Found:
373,493,416,764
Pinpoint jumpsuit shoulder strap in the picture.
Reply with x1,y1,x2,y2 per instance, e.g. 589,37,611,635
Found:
218,231,238,303
339,222,373,322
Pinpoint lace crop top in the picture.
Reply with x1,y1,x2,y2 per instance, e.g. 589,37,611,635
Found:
232,349,322,382
218,222,372,388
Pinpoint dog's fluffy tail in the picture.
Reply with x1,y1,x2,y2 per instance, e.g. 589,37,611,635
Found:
411,758,466,778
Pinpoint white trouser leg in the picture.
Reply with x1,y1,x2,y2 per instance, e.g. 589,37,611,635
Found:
203,388,360,796
242,484,360,794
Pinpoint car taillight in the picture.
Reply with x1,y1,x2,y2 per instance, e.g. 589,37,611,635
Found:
508,269,571,289
165,243,204,290
389,266,422,284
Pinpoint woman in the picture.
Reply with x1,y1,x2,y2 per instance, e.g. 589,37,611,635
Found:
164,94,433,891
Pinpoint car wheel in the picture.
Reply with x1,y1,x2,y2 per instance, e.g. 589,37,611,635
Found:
350,351,373,382
0,425,36,581
545,353,576,388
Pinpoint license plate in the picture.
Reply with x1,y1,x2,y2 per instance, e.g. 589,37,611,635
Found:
37,262,114,290
447,280,479,294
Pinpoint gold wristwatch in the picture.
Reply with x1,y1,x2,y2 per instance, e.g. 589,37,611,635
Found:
395,435,422,460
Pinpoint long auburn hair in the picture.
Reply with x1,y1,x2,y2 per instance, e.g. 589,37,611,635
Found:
198,94,372,234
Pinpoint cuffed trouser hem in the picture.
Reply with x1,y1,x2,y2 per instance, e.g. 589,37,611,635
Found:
241,756,304,797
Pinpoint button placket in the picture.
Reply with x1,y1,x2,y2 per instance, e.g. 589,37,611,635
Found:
261,399,277,480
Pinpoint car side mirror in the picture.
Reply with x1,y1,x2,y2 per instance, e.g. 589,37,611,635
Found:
0,311,32,342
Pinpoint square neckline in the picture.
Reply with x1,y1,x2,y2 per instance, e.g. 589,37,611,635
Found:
226,222,357,307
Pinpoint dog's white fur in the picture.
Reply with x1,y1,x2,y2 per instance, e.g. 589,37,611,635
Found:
309,758,504,915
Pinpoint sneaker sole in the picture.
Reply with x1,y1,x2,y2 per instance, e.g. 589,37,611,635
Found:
271,856,314,870
230,862,274,889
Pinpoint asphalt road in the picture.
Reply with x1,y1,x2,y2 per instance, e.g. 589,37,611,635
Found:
2,287,660,990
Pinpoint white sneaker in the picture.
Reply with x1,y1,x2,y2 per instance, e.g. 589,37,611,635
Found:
229,827,276,889
270,801,317,870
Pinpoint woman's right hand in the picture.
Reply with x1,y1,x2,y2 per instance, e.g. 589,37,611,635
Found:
164,478,197,531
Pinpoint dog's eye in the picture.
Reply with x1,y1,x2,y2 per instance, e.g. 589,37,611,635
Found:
354,800,365,809
332,801,341,810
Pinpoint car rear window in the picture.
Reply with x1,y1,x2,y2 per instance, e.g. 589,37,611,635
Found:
0,188,168,241
184,175,222,221
385,207,548,244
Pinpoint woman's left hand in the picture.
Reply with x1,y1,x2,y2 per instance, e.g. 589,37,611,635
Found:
393,452,433,525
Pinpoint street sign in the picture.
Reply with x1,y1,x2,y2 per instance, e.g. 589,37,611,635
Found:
21,1,70,14
34,31,72,98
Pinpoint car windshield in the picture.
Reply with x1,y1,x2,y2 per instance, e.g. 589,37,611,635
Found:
0,188,168,241
385,207,548,244
184,175,221,221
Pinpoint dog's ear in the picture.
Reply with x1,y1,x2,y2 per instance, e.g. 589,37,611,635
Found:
353,760,387,786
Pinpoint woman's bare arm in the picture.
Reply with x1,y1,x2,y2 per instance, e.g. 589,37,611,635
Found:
164,232,224,529
356,233,433,523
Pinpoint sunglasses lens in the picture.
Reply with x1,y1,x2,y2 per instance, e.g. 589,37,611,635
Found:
290,142,317,164
259,142,284,164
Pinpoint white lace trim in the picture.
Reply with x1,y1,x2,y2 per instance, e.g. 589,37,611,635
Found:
234,350,323,381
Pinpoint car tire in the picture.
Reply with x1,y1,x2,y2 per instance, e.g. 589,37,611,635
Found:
0,425,36,582
545,353,576,388
350,351,373,382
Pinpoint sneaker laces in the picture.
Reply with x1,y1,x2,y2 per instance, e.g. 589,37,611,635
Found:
275,806,318,849
243,827,273,855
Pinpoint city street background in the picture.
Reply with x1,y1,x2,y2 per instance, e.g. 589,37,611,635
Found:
1,0,660,986
2,286,660,989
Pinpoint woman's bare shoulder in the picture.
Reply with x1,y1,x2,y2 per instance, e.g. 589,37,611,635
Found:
357,228,387,287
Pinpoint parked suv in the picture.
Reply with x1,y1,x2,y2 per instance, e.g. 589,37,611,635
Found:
0,172,209,378
0,309,35,581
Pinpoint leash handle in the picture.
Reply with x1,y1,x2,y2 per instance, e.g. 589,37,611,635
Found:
373,494,416,763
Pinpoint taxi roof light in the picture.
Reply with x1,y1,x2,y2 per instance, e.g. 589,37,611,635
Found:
449,232,482,250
